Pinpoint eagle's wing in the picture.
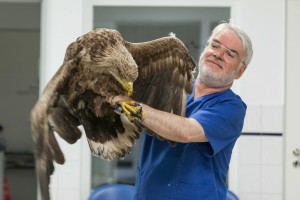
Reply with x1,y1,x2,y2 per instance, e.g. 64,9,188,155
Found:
30,41,83,200
124,35,196,145
30,28,141,200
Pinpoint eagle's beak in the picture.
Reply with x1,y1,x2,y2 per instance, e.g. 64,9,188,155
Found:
127,82,133,96
120,79,133,96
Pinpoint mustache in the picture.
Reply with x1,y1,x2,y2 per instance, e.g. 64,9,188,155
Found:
206,57,223,68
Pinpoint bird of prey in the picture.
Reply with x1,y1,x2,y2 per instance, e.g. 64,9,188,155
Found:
30,28,195,200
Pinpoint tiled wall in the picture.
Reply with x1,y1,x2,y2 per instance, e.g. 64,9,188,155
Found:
235,135,283,200
230,105,283,200
49,128,91,200
50,136,82,200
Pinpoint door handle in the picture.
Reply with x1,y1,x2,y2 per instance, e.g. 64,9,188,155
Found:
293,148,300,168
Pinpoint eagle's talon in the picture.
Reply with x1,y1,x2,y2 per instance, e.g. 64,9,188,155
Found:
115,100,144,122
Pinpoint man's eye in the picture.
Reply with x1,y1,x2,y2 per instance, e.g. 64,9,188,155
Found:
211,42,219,48
227,51,236,58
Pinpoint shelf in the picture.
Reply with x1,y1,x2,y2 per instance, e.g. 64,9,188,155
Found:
4,151,35,170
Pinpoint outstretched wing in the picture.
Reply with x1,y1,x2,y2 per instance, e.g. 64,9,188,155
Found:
124,35,196,145
30,41,84,200
30,28,140,200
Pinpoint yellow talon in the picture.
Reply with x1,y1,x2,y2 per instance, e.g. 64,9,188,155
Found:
120,102,133,117
114,100,144,122
123,101,139,112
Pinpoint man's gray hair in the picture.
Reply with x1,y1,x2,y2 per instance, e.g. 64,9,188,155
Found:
209,21,253,65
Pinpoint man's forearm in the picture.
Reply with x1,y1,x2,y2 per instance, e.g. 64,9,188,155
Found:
140,103,208,143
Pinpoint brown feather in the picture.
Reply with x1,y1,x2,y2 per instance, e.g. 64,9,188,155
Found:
127,36,196,144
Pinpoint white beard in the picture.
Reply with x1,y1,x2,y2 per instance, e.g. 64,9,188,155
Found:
199,66,236,88
198,61,239,88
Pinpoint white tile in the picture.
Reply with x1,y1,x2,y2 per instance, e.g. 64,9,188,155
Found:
50,189,59,200
261,165,282,194
238,136,261,165
261,194,282,200
228,142,240,191
58,161,81,190
261,105,283,133
243,104,262,132
58,189,80,200
261,136,283,165
50,162,60,189
56,133,82,162
239,193,261,200
239,165,261,193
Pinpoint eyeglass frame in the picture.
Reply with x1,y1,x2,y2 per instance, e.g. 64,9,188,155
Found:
206,39,245,64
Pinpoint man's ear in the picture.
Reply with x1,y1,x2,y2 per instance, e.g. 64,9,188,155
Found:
235,64,247,79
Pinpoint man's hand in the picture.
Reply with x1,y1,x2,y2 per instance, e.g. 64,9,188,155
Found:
114,101,144,122
109,95,144,122
109,95,131,106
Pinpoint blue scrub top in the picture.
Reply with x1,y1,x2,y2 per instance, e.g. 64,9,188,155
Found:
134,88,246,200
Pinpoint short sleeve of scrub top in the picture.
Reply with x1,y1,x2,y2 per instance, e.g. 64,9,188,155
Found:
187,90,246,157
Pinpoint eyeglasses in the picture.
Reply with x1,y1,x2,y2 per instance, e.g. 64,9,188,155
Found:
207,40,244,64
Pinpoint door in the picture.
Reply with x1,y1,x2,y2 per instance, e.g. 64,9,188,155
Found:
284,1,300,199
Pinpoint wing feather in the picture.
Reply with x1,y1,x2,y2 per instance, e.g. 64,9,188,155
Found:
125,36,196,144
30,41,86,200
125,36,195,111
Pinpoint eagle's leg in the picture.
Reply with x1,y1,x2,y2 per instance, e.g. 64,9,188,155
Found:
115,101,144,122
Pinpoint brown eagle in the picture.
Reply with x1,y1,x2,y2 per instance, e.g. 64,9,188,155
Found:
30,28,195,200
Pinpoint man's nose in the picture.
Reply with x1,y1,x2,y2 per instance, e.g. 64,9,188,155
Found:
213,48,225,59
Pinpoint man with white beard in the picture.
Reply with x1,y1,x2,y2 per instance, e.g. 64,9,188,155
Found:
111,21,253,200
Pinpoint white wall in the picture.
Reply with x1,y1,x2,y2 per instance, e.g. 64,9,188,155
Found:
238,0,285,105
229,1,285,200
40,0,91,199
284,0,300,199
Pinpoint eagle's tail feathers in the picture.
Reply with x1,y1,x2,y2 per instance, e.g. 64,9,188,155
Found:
85,113,141,160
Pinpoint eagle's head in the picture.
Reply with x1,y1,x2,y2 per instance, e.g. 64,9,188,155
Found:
115,48,138,96
114,51,138,96
79,28,139,96
100,34,138,96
